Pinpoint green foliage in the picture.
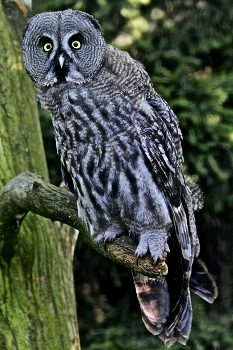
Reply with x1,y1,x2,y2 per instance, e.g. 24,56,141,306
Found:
35,0,233,348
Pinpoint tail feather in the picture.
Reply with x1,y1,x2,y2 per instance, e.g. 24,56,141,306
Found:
162,222,193,346
163,292,192,347
133,270,192,347
190,258,218,303
133,244,217,347
133,282,192,347
132,272,169,335
132,188,217,346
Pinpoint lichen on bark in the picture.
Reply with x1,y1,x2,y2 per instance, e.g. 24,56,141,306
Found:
0,2,80,349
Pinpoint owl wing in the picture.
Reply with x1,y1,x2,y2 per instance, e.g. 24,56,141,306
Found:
133,97,193,345
131,80,218,344
146,91,184,169
144,92,192,255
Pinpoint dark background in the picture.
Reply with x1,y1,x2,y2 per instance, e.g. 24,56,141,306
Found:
32,1,233,349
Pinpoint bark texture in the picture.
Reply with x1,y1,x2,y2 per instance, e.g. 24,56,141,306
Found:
0,2,80,349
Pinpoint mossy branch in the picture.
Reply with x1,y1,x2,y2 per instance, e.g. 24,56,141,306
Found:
0,171,167,279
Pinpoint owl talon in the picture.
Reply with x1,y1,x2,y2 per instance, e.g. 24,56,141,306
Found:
165,243,170,253
136,254,139,266
104,237,108,250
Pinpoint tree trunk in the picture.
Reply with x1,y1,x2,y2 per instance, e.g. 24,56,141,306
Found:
0,2,80,349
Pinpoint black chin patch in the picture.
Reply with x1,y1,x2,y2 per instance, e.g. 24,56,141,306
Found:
54,60,70,81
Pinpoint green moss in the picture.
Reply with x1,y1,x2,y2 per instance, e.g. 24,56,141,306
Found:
0,3,80,349
0,1,48,187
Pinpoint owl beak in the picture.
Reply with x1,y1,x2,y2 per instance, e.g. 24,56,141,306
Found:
59,54,65,69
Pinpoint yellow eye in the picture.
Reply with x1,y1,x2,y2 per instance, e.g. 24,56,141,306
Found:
44,43,53,52
72,40,81,49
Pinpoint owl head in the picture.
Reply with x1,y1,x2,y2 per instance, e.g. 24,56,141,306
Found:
22,10,106,86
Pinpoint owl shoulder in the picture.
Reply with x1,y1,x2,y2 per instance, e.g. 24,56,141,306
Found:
104,44,153,86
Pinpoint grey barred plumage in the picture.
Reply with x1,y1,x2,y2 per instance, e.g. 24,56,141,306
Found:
22,10,217,347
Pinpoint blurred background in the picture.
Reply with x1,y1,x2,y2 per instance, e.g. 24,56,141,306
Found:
28,0,233,348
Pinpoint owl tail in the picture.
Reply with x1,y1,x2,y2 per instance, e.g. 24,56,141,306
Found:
189,258,218,303
132,270,192,347
133,257,217,347
132,271,170,336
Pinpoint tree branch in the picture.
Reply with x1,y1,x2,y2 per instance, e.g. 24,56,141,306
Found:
0,171,167,279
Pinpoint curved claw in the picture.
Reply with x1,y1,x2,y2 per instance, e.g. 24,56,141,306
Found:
154,258,158,268
104,238,108,250
97,240,100,249
136,254,139,266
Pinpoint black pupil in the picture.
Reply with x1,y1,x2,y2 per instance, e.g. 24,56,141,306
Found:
69,34,83,48
46,44,51,50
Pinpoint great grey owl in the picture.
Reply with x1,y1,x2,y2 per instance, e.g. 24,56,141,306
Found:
22,10,217,346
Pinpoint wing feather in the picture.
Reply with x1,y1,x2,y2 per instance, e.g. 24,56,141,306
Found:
133,95,194,345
